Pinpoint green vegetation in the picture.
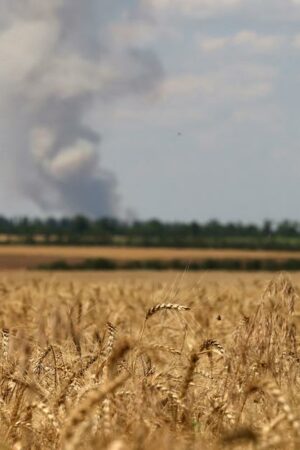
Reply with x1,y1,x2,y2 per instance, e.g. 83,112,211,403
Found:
2,216,300,249
37,257,300,271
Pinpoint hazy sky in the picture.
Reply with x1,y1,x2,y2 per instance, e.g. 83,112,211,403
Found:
1,0,300,222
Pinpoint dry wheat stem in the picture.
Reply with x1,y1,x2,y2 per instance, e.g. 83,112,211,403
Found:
62,373,129,449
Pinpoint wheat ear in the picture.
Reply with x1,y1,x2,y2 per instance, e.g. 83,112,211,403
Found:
2,328,9,361
199,339,225,356
145,303,190,320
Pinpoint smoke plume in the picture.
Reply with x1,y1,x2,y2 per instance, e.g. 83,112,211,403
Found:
0,0,162,217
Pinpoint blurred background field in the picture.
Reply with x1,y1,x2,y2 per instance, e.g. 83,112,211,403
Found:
2,245,300,271
2,269,300,299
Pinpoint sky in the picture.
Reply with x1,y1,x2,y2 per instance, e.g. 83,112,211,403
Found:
1,0,300,223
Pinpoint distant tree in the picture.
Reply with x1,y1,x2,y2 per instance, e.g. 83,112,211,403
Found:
276,220,299,237
262,220,273,236
71,215,90,234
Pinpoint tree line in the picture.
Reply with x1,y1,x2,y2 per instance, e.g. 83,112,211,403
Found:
1,216,300,249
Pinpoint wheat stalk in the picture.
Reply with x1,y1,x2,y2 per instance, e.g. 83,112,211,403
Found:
262,380,300,435
62,373,129,450
181,352,199,399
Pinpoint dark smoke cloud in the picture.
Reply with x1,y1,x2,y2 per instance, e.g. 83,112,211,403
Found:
0,0,162,217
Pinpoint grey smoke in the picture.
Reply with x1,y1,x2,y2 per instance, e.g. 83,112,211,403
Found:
0,0,162,217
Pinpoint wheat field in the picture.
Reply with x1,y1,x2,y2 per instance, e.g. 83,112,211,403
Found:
0,270,300,449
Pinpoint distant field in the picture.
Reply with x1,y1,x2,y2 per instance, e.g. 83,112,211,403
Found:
0,270,300,286
2,245,300,269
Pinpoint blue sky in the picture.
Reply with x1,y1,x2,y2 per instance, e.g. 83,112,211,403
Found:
1,0,300,222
